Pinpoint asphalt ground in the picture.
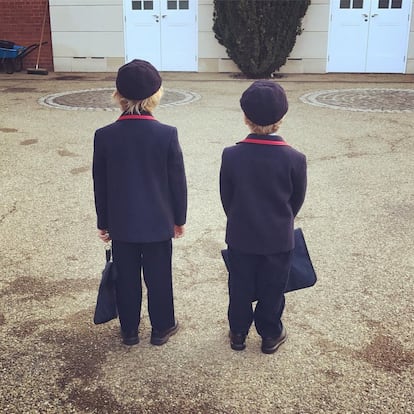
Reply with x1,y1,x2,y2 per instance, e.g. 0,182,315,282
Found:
0,71,413,414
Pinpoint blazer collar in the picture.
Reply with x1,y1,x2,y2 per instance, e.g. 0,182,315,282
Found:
237,134,289,146
117,114,156,121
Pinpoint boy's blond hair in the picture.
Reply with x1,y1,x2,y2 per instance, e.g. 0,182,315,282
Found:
113,87,163,114
244,115,283,135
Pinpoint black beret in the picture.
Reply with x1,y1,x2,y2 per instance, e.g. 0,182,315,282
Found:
240,80,288,126
116,59,162,100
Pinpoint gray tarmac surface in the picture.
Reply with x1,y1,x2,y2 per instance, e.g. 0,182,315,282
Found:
0,71,413,413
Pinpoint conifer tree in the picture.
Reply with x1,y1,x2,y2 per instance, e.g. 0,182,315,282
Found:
213,0,310,78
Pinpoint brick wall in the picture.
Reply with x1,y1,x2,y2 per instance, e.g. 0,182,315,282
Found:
0,0,53,71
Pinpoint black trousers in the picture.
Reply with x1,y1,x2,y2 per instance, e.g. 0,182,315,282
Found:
112,239,175,333
227,248,292,338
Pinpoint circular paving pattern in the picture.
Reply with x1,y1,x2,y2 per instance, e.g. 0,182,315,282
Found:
300,88,414,113
38,87,200,111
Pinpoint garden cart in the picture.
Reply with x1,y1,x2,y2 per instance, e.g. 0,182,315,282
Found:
0,40,48,74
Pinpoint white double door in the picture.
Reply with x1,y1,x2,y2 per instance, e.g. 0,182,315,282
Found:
123,0,198,71
327,0,412,73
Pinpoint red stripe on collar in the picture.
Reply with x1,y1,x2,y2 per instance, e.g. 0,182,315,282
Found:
118,115,156,121
238,138,290,146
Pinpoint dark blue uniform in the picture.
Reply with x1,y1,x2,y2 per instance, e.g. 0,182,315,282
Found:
93,113,187,334
220,134,306,338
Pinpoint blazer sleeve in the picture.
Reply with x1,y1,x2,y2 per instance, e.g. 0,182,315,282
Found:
168,130,187,226
92,131,108,230
290,153,307,217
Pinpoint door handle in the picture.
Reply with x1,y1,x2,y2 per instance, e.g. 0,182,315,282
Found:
371,13,378,17
152,14,160,22
362,13,368,21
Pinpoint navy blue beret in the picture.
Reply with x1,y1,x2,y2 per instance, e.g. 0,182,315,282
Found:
116,59,162,100
240,80,288,126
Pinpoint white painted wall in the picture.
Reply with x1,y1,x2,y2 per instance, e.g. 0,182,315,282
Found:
49,0,414,73
408,2,414,72
49,0,124,72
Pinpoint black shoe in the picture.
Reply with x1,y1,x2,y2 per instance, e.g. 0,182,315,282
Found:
229,331,247,351
121,330,139,346
261,326,287,354
150,322,179,346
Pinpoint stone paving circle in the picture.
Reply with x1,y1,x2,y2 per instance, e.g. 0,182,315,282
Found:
300,88,414,113
38,87,201,111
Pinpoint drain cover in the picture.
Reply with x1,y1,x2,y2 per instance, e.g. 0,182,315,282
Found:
300,88,414,113
39,88,200,111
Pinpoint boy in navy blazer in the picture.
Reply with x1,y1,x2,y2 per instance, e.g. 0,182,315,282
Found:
220,81,307,354
93,60,187,346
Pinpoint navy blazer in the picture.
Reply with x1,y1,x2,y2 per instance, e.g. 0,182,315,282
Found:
220,134,307,255
93,114,187,243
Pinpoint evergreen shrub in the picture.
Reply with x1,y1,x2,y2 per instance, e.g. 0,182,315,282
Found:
213,0,311,78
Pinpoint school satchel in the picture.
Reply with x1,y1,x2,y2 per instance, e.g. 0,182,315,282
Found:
221,228,317,294
93,247,118,324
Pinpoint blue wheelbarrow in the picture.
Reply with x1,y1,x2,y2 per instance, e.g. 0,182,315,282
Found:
0,40,48,74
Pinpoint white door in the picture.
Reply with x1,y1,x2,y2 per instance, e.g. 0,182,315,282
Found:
327,0,412,73
124,0,198,71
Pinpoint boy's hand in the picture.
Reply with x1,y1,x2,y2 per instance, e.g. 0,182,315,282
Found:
98,229,111,242
174,225,185,239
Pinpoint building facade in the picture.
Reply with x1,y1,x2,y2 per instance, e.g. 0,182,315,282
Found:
2,0,413,74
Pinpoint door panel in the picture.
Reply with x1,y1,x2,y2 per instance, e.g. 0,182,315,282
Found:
124,0,161,67
327,0,370,72
327,0,412,73
160,0,197,70
124,0,197,71
327,0,371,72
366,0,412,72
